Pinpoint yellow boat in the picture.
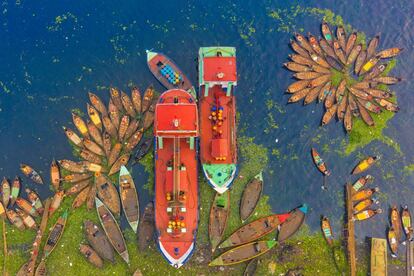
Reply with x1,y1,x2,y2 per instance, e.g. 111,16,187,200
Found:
371,238,387,276
352,156,380,174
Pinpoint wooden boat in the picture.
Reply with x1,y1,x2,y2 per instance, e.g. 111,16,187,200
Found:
372,76,402,85
118,115,130,141
50,159,60,191
20,164,43,184
146,51,196,99
58,159,87,173
278,204,308,242
348,86,372,101
109,87,124,111
366,35,380,60
240,172,263,222
293,71,324,80
0,201,5,219
345,32,357,56
353,198,379,214
243,259,258,276
388,227,398,257
95,174,120,216
318,82,332,102
62,126,83,147
209,240,276,266
102,116,118,139
6,209,25,230
108,153,130,176
311,64,331,74
26,188,44,214
142,85,155,112
84,220,115,263
377,47,403,59
142,102,155,130
357,99,381,115
362,88,390,99
96,197,129,264
352,175,374,192
390,206,402,241
310,53,330,68
72,186,90,209
353,208,382,221
352,156,380,174
83,161,106,173
131,87,142,114
138,201,155,251
43,209,68,258
294,33,314,53
283,62,310,72
88,92,107,115
63,173,91,183
16,197,39,217
311,148,330,176
35,259,46,276
72,112,89,138
310,74,331,87
49,190,65,217
360,56,381,75
321,216,334,246
348,94,360,117
355,50,367,75
1,177,10,207
321,104,337,126
219,212,290,249
154,88,199,268
199,47,238,194
371,238,387,276
107,143,122,166
83,138,105,156
358,101,375,126
288,87,311,103
86,182,97,211
287,80,310,93
346,44,362,65
65,179,90,196
374,98,400,112
87,103,103,131
319,39,336,59
79,149,102,164
402,206,413,241
119,166,140,233
321,22,333,45
80,244,103,268
121,91,137,117
290,39,310,58
363,64,387,81
333,41,346,64
344,105,352,132
10,176,21,206
124,119,139,141
209,191,230,252
337,94,347,120
125,128,144,153
336,26,346,51
352,187,379,202
308,34,324,57
87,120,104,147
16,208,37,229
108,99,121,130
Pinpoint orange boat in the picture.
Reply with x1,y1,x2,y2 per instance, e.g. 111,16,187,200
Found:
154,89,199,268
198,47,238,193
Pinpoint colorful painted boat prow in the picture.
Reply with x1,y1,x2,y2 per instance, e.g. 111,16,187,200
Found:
154,89,199,268
146,50,196,99
199,46,238,194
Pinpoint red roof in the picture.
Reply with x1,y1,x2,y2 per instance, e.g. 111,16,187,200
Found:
203,57,237,82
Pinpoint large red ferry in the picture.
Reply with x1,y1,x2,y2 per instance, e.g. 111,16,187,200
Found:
154,89,199,268
198,47,238,193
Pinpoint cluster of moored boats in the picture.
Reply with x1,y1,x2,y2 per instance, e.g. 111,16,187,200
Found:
388,205,413,258
285,21,402,132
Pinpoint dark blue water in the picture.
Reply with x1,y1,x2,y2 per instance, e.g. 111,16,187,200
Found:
1,0,413,240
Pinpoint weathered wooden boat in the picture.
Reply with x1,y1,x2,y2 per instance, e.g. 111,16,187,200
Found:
374,98,400,112
63,173,92,183
65,179,90,196
345,32,357,56
107,143,122,167
377,47,403,59
294,33,314,53
118,115,130,141
337,93,347,120
83,160,106,173
372,76,402,85
219,212,290,249
154,88,199,268
209,191,230,252
363,63,387,81
311,64,331,74
353,208,382,221
108,153,130,176
243,259,258,276
79,148,102,164
43,209,68,258
319,39,336,59
131,87,142,114
348,86,372,101
278,204,308,242
10,176,21,206
321,216,334,246
311,148,331,176
304,85,324,105
351,187,379,202
346,44,362,65
1,177,10,207
310,74,331,87
324,87,336,108
352,156,380,175
321,21,333,45
86,182,97,211
95,174,120,216
358,101,375,126
26,188,44,214
72,113,89,139
88,92,107,115
87,120,104,147
283,62,310,72
355,50,367,75
16,208,37,229
366,35,380,60
72,186,90,209
142,102,155,130
209,240,277,266
6,209,25,230
84,220,115,263
286,80,310,93
121,91,137,118
58,159,87,173
390,205,402,241
353,198,379,214
87,103,103,131
0,201,5,219
49,190,65,217
370,238,387,276
352,175,374,192
321,104,337,126
124,118,139,140
96,197,129,264
199,47,238,194
336,26,346,51
80,244,103,268
141,85,154,113
362,87,390,100
102,116,118,139
333,41,346,64
50,159,60,191
62,126,83,147
83,138,105,156
240,172,263,222
402,205,413,241
290,39,310,57
119,166,140,233
108,99,121,130
308,34,324,57
310,53,330,68
348,94,360,117
138,201,155,251
388,227,398,257
147,51,196,99
110,87,124,111
288,87,311,103
293,71,324,80
16,197,39,217
344,105,352,132
20,164,43,184
125,128,144,153
35,259,46,276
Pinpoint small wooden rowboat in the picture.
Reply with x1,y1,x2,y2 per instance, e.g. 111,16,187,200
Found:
388,227,398,257
351,187,379,202
352,175,374,192
119,166,140,233
50,159,61,191
10,176,21,206
311,148,331,176
62,173,92,184
121,91,136,118
95,174,120,216
352,156,380,175
278,204,308,242
240,172,263,222
108,153,130,176
20,164,43,184
84,220,115,263
88,92,107,115
402,206,413,241
390,205,402,241
219,212,290,249
1,177,10,207
353,198,379,214
65,179,90,196
49,190,65,217
138,201,155,251
87,103,103,131
26,188,44,215
6,209,25,230
72,186,90,209
16,197,39,217
209,191,230,252
16,208,37,230
43,209,68,258
321,216,334,246
353,208,382,221
142,86,154,113
131,87,142,114
209,240,276,266
80,244,103,268
96,197,129,264
142,102,155,131
63,126,83,147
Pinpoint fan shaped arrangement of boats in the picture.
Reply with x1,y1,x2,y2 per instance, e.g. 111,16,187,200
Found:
284,21,402,132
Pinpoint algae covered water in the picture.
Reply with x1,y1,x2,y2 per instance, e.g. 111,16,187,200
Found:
0,0,414,246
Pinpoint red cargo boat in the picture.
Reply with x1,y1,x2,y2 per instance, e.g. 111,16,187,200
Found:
198,47,238,193
154,89,199,268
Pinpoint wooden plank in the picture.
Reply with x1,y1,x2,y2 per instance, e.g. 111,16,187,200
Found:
408,240,414,276
371,238,387,276
346,183,357,276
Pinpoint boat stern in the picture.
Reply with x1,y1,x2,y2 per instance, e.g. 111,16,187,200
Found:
202,163,237,194
158,240,195,268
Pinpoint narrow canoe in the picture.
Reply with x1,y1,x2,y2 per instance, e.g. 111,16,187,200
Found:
209,191,230,252
95,197,129,264
72,186,90,209
10,176,21,207
49,190,65,217
278,204,308,242
121,91,137,118
1,177,10,207
119,166,140,233
80,244,103,268
43,209,68,258
311,148,330,176
131,87,142,114
321,216,334,246
88,92,107,115
352,156,380,174
20,164,43,184
50,159,61,191
370,238,387,276
137,201,155,251
86,182,97,211
95,174,121,216
240,172,263,222
402,206,413,241
141,86,154,113
388,227,398,257
390,206,402,242
84,220,115,263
